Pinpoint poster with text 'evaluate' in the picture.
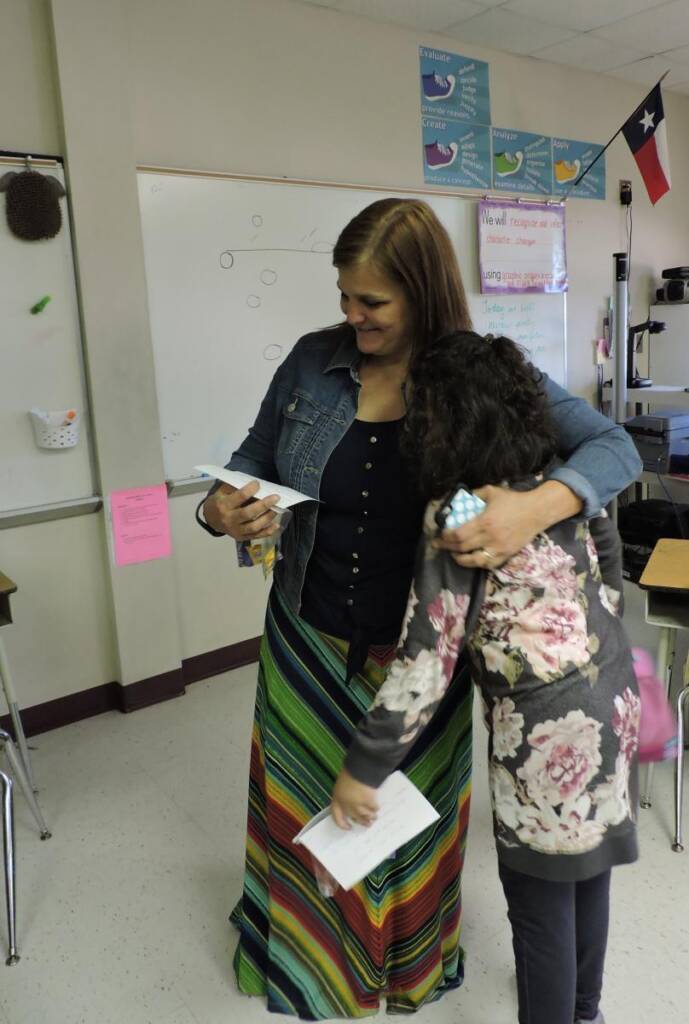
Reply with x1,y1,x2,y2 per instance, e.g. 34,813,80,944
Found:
478,200,567,295
419,47,490,123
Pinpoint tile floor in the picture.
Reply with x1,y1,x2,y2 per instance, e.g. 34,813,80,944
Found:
2,666,688,1024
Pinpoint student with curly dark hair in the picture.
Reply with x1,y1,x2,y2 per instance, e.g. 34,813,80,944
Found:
333,331,639,1024
403,330,559,498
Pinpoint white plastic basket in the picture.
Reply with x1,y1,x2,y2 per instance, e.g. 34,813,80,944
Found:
29,408,81,449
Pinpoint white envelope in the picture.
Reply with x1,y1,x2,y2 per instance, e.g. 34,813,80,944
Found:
293,772,440,891
194,464,316,509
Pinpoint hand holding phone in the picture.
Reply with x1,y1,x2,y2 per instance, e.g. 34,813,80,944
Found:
435,487,486,531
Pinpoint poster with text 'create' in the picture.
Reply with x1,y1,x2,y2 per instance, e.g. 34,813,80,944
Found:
422,118,492,189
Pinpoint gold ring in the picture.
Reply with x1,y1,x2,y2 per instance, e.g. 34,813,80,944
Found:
480,547,496,564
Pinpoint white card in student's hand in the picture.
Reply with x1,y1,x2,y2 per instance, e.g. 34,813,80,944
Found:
293,772,440,891
194,465,316,509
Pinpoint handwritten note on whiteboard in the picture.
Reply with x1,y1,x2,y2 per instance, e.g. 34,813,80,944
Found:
478,199,567,294
473,294,565,385
293,772,439,891
110,484,172,567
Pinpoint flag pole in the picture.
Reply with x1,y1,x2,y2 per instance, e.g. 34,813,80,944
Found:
563,130,623,197
563,71,670,200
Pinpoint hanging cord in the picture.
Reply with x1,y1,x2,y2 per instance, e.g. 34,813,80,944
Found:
653,456,687,539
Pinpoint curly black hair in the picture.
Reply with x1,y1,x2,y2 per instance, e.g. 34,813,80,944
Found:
403,330,558,499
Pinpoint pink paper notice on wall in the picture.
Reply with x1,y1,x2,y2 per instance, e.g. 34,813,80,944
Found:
110,484,172,567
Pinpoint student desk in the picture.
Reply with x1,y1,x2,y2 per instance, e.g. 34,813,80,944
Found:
0,571,37,791
639,540,689,852
0,571,52,965
0,572,15,626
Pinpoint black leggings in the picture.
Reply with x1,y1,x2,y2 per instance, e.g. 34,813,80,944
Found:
499,861,611,1024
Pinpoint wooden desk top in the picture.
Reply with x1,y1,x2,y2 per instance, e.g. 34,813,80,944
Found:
0,571,17,627
0,571,17,596
639,539,689,592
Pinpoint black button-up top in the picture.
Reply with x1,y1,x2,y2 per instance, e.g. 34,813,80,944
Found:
300,417,425,679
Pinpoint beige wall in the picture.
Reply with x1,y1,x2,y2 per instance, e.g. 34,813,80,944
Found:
1,0,688,709
0,0,119,704
0,0,60,153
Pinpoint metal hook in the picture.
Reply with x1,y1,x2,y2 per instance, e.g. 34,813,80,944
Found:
24,155,32,173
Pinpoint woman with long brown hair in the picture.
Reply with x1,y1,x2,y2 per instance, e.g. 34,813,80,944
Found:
198,198,640,1019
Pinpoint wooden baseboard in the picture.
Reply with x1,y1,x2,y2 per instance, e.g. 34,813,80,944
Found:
118,667,185,713
0,636,261,737
182,636,261,684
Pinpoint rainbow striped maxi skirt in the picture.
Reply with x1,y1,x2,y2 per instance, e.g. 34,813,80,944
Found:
230,587,473,1018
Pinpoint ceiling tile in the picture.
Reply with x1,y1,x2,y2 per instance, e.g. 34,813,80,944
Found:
311,0,487,30
609,55,689,86
504,0,669,34
297,0,689,91
663,44,689,62
444,8,576,55
594,1,689,53
533,34,645,71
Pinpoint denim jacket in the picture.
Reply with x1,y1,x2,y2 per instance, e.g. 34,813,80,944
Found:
212,325,641,615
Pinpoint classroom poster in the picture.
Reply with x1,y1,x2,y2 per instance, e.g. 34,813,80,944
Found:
422,118,491,189
478,200,567,294
419,47,491,123
416,49,603,200
552,137,606,200
110,484,172,567
491,129,552,195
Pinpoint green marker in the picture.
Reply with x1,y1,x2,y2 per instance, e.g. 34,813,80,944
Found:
30,295,52,315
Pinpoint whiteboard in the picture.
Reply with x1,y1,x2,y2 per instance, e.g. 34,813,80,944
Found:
137,171,566,482
0,163,93,512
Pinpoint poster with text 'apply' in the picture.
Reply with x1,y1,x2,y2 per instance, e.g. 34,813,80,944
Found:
478,200,567,295
552,137,606,200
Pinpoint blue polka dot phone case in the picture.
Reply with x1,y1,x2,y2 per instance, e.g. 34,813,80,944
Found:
436,487,486,530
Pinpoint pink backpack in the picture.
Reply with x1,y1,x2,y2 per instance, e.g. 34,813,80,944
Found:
632,648,678,763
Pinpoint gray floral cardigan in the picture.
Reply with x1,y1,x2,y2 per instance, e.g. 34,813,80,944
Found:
344,500,640,883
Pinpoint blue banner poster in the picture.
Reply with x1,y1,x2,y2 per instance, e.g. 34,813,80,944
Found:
419,47,490,123
552,137,606,199
491,129,552,195
422,118,491,189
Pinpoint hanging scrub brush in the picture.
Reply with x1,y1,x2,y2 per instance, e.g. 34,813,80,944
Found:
0,156,66,241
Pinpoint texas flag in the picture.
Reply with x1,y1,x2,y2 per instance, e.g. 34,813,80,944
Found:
622,82,671,204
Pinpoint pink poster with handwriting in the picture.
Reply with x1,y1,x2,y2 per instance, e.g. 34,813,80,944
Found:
111,484,172,567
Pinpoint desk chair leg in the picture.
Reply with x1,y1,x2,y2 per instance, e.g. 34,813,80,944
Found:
0,771,19,965
0,732,50,841
642,626,675,809
0,638,37,793
673,686,688,852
